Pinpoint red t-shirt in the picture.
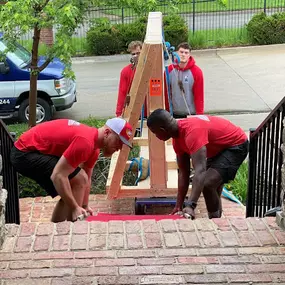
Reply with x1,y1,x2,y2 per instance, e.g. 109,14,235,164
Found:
15,119,100,168
173,115,247,158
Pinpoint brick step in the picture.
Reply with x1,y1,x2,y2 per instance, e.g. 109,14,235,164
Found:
19,194,246,223
1,217,285,284
2,217,284,253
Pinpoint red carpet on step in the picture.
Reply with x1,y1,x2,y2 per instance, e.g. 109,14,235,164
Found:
86,213,183,222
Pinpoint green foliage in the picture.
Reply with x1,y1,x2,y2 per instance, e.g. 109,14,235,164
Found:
18,175,47,198
8,123,28,139
7,118,142,198
225,162,248,204
247,12,285,45
93,0,228,16
163,14,188,48
93,0,169,16
86,17,146,55
20,38,88,57
190,27,249,49
86,14,188,55
0,0,95,80
86,23,123,55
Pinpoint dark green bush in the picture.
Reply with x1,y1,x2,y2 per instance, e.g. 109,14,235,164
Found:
86,14,188,55
115,21,147,49
163,14,188,48
86,18,123,55
247,12,285,45
19,175,46,198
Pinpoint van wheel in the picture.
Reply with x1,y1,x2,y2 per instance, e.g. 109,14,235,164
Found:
18,98,52,124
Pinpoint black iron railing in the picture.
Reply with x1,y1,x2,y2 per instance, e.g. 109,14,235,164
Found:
0,120,20,224
246,98,285,217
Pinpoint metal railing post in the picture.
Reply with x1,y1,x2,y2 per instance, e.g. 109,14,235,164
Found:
246,128,257,217
192,0,196,34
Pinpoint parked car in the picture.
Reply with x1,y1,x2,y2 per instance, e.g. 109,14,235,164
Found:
0,36,77,123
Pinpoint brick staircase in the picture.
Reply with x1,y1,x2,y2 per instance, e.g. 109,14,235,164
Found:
1,194,285,284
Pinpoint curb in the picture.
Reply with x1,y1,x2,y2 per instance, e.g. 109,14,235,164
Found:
71,44,285,64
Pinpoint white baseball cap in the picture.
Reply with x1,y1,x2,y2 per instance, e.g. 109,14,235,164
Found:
106,118,133,148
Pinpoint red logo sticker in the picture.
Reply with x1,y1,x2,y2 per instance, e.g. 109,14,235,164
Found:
149,78,162,96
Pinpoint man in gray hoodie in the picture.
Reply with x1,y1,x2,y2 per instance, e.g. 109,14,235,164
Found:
168,42,204,118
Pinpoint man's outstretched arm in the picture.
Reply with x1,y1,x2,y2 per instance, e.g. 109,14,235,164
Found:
188,146,207,203
51,156,87,221
171,153,191,214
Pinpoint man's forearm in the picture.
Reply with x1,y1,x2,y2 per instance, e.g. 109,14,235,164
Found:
52,175,78,209
83,179,91,207
176,171,190,208
189,171,206,202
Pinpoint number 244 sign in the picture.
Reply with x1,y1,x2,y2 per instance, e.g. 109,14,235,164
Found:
0,99,11,104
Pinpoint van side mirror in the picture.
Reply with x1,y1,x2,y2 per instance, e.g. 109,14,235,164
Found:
0,62,9,74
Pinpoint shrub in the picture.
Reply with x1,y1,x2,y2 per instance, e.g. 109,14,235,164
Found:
86,14,188,55
114,16,147,50
86,18,123,55
163,14,188,48
225,162,248,204
247,12,285,45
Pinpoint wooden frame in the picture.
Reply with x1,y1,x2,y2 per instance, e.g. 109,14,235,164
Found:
106,12,191,199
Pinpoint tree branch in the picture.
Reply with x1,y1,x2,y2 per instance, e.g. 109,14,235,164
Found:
58,1,70,10
40,0,50,10
39,58,52,72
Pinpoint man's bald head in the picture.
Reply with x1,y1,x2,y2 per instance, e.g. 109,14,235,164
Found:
147,109,178,141
147,109,173,128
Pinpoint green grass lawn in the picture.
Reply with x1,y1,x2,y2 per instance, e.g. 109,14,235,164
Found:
103,0,284,17
19,37,88,57
189,27,250,49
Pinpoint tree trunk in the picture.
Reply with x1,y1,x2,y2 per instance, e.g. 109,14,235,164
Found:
29,25,41,128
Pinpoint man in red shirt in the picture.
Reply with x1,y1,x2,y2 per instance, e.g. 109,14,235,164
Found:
116,40,147,117
10,118,133,222
147,109,248,219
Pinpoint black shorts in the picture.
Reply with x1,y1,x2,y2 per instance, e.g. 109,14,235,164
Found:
207,140,249,183
10,146,81,198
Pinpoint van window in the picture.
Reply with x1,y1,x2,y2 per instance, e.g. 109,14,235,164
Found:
0,39,31,67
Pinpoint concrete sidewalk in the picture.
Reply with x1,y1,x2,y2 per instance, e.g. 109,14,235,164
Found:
194,44,285,114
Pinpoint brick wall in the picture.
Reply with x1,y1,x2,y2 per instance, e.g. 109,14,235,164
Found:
40,28,54,46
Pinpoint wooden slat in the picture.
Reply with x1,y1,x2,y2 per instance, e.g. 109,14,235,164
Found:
106,151,119,189
107,39,170,199
106,44,151,199
136,121,147,129
125,160,177,170
117,187,177,198
116,186,192,198
146,31,167,190
133,137,172,146
106,12,183,200
145,12,164,44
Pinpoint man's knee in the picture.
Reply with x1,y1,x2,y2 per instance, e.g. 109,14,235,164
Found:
203,169,223,191
70,169,88,187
